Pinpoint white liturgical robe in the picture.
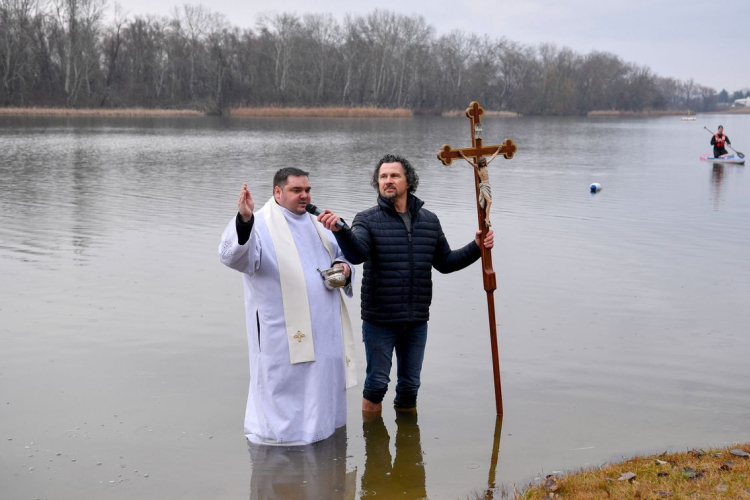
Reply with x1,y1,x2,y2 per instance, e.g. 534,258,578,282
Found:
219,199,356,445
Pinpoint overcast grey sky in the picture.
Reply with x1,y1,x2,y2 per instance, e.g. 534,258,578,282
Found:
111,0,749,93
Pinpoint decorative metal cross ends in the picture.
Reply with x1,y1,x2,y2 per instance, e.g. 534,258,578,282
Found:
435,100,516,417
294,331,306,343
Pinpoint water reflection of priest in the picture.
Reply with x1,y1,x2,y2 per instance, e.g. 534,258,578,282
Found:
247,427,356,500
361,411,427,499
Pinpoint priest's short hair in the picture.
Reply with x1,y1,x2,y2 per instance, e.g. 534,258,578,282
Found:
273,167,310,189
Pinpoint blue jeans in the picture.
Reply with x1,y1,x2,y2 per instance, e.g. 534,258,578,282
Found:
362,321,428,409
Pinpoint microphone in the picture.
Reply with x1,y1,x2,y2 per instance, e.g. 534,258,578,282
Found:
305,203,349,230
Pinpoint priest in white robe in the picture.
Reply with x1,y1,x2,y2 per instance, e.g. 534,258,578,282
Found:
219,167,357,445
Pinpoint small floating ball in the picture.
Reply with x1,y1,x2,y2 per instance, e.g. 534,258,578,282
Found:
590,183,602,193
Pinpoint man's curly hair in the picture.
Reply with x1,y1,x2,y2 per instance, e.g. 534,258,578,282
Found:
371,154,419,194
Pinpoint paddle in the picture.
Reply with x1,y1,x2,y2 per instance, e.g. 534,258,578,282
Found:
703,126,745,158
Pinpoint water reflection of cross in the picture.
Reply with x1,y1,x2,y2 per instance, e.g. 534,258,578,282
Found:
436,101,517,417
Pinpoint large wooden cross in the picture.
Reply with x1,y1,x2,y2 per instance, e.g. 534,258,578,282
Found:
436,101,516,416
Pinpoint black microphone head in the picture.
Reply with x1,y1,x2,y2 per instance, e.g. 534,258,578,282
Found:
305,203,319,215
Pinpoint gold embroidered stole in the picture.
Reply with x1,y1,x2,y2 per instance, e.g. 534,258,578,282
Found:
261,198,357,388
262,199,316,365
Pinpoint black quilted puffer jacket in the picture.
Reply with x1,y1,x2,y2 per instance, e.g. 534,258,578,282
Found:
334,194,481,323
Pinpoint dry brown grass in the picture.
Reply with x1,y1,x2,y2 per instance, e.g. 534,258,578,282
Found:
230,106,412,118
0,107,202,116
442,109,520,117
479,444,750,500
715,107,750,114
587,109,692,116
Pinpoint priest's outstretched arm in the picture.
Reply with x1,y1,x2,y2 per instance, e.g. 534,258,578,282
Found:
218,183,262,276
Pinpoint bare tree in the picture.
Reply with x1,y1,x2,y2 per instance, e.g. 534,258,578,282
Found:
257,12,301,103
99,1,124,106
52,0,105,106
0,0,40,104
173,3,210,101
301,13,339,104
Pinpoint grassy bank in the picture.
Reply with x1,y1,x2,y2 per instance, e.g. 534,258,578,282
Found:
0,107,202,117
230,106,412,118
468,443,750,499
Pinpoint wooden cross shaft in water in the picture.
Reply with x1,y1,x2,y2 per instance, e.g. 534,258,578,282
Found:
436,101,517,416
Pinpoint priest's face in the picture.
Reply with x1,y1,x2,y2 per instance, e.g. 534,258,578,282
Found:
274,175,311,215
378,162,409,203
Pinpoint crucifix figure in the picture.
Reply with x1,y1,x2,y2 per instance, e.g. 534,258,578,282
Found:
436,101,516,416
459,149,500,227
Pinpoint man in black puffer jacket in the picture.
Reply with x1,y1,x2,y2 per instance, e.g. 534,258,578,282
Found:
318,154,494,413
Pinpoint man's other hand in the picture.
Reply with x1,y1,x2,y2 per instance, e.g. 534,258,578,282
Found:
475,229,494,249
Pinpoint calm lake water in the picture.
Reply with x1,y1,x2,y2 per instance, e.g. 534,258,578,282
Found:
1,113,749,499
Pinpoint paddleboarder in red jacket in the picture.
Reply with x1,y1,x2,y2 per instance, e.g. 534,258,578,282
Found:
711,125,732,158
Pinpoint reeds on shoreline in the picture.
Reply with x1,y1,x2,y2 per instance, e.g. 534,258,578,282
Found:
587,109,692,116
230,106,412,118
0,106,412,118
442,109,520,117
0,107,202,117
715,106,750,115
6,105,743,118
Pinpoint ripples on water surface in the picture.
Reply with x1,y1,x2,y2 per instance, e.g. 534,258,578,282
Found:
1,114,749,499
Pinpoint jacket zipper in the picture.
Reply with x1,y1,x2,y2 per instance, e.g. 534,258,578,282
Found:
406,216,414,320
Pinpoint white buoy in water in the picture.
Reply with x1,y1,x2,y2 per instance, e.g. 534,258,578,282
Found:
590,183,602,193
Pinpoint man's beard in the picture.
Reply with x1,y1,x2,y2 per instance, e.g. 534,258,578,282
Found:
381,188,398,200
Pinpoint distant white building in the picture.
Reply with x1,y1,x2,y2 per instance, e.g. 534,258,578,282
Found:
734,97,750,107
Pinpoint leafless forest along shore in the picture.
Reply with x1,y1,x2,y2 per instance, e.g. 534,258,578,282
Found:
0,4,740,115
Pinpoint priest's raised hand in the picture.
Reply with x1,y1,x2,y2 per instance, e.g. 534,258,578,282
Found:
237,183,255,223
